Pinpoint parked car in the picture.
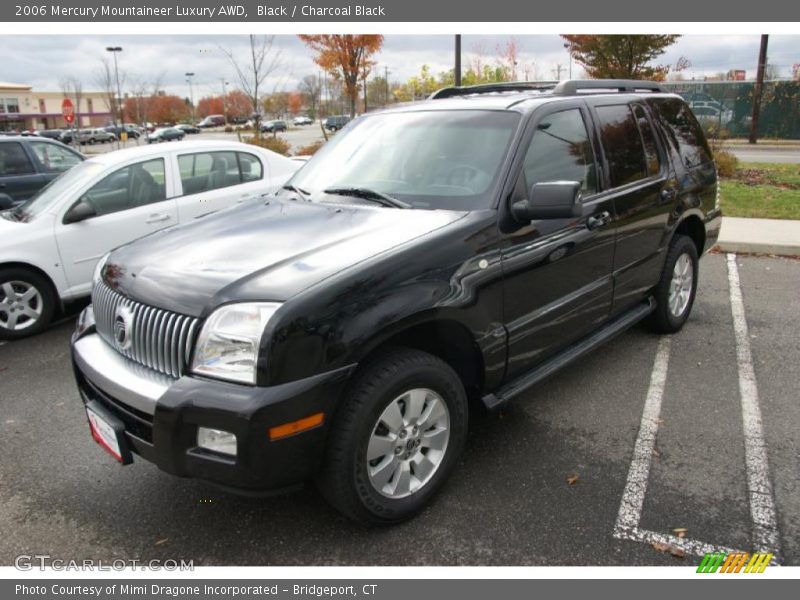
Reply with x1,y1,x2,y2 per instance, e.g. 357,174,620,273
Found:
293,116,314,126
90,128,117,144
61,129,109,145
197,115,225,128
70,80,721,525
104,125,141,140
176,124,201,134
34,129,65,140
147,127,184,143
0,137,83,208
0,140,302,338
324,115,350,131
260,120,288,133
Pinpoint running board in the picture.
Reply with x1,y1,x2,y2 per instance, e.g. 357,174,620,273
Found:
482,297,656,410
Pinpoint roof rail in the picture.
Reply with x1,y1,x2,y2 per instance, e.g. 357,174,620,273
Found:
429,81,559,100
553,79,663,95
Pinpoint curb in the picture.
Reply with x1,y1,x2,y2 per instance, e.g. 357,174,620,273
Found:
714,241,800,257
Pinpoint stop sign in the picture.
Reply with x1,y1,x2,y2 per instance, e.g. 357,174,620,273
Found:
61,98,75,124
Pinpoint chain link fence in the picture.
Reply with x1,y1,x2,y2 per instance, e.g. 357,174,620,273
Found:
659,80,800,140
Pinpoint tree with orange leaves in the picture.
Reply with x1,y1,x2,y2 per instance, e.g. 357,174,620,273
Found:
298,35,384,118
561,35,680,81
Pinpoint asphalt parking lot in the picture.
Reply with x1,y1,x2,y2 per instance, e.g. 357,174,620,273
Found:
0,252,797,566
80,126,326,156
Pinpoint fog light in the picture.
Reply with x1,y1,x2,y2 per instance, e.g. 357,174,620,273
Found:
197,427,237,456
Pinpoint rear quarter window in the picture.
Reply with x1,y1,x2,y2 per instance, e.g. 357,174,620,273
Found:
649,97,713,169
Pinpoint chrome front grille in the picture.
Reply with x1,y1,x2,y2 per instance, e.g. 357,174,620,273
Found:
92,281,200,379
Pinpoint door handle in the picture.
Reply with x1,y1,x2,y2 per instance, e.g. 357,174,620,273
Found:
661,188,677,202
586,211,611,231
146,213,171,224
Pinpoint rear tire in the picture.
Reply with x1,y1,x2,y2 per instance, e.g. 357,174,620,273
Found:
649,235,699,333
318,348,468,525
0,267,56,340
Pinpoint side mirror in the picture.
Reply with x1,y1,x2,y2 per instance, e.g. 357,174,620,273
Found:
63,199,96,224
0,193,14,211
511,181,582,222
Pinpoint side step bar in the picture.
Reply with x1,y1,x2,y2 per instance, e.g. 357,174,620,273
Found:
482,297,656,410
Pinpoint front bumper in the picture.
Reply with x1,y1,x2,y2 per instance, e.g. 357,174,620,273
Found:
72,328,355,493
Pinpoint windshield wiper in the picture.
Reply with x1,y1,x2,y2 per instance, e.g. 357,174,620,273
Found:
323,187,410,209
281,184,310,202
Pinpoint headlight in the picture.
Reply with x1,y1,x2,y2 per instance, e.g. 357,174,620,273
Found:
191,302,281,385
93,252,110,284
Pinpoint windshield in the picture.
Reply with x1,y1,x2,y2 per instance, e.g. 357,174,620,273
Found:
287,110,521,210
11,160,104,222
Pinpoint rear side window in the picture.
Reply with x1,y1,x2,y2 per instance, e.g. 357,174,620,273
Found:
178,151,263,195
0,142,35,176
30,142,82,173
595,105,648,187
631,104,661,177
649,98,713,168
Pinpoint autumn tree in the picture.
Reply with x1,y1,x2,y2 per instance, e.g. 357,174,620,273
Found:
196,96,224,118
225,89,253,120
561,35,680,81
298,35,384,118
288,92,303,115
149,95,190,124
298,74,322,118
220,35,283,133
496,38,520,81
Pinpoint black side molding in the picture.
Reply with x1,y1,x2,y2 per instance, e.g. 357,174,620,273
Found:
482,297,656,410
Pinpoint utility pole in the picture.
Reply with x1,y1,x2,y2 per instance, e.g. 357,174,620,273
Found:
219,78,228,126
105,46,123,149
185,72,195,124
384,65,390,105
553,64,566,81
749,34,769,145
454,34,462,87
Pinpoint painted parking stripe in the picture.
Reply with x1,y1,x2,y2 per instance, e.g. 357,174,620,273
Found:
613,336,671,534
613,336,753,558
726,253,781,554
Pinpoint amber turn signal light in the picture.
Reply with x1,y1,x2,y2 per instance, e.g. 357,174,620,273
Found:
269,412,325,441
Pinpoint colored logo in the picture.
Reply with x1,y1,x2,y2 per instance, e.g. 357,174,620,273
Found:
697,552,774,573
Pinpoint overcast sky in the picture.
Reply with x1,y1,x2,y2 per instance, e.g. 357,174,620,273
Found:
1,34,797,99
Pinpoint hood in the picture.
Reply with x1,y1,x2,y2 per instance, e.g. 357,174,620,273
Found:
105,199,467,316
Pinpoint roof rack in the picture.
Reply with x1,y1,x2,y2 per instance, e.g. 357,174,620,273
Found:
428,79,662,100
553,79,663,95
429,81,559,100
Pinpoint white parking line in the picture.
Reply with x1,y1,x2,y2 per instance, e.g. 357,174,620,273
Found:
726,253,781,554
613,336,751,557
614,254,781,561
613,336,671,534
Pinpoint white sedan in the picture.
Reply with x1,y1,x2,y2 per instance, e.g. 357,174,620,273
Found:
0,140,302,338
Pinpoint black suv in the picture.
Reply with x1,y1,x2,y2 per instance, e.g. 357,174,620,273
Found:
0,137,84,208
324,115,350,131
71,80,721,524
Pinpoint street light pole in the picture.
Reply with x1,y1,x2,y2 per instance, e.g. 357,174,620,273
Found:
106,46,123,148
185,72,195,124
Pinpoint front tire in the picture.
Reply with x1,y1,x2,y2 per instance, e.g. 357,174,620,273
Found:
0,268,56,339
318,348,468,525
649,234,699,333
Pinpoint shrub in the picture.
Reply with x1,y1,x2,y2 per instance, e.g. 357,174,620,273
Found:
714,150,739,178
709,136,738,177
224,125,234,133
245,135,291,156
294,140,325,156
